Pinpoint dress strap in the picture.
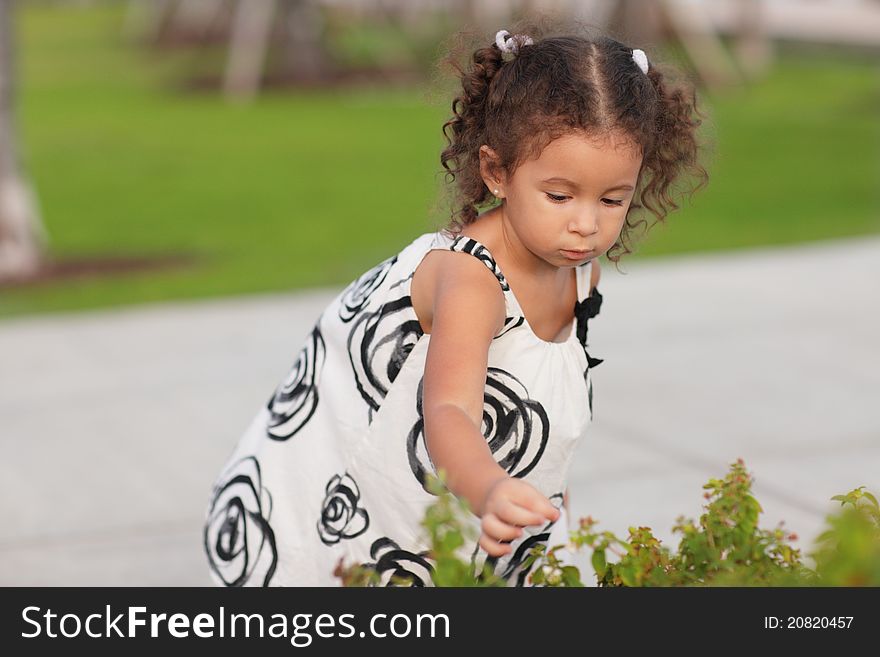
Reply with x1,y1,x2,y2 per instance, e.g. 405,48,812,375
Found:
446,233,601,360
573,261,604,367
446,234,527,338
447,235,510,291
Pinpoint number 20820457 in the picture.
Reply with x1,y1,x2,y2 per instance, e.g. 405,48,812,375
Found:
764,616,853,629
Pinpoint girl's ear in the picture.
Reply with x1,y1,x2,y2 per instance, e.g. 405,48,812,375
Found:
478,145,506,195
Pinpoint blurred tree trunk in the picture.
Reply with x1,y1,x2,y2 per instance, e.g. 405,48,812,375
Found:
610,0,745,89
224,0,329,102
223,0,278,101
733,0,774,79
0,0,46,280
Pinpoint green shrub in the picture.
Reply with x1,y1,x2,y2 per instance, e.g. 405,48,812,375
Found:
336,459,880,587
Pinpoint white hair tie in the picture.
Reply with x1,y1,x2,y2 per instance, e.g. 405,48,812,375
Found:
495,29,533,55
632,48,649,74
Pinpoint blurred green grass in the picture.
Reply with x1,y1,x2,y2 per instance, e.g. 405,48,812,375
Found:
2,2,878,318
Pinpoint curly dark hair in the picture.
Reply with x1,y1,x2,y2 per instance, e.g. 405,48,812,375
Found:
433,16,712,265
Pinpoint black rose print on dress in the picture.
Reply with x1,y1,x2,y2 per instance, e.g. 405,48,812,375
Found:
407,367,550,493
473,492,565,586
360,537,434,587
266,325,326,441
317,472,370,546
204,455,278,587
347,294,424,423
338,255,398,322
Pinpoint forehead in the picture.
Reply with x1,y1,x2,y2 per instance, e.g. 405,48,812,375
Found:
518,131,643,184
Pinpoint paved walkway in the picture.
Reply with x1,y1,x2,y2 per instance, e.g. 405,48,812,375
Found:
2,234,878,585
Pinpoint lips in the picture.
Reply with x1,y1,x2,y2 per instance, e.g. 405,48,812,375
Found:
561,248,593,260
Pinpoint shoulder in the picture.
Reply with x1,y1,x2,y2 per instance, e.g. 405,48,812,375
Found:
417,248,507,426
415,248,507,339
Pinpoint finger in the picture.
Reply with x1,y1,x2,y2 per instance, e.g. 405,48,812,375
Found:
510,489,561,522
507,497,560,525
479,532,512,557
482,512,524,542
494,499,548,528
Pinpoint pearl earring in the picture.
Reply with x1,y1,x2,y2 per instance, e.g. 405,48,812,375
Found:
493,188,500,195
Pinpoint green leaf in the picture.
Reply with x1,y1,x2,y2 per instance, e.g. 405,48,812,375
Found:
561,566,582,587
591,549,607,576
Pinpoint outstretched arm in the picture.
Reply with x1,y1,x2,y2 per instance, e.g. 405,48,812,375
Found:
420,251,559,556
421,250,509,517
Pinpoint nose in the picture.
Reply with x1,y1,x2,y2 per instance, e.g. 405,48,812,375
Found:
568,212,599,236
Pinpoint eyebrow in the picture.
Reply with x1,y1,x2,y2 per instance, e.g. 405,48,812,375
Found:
541,177,634,192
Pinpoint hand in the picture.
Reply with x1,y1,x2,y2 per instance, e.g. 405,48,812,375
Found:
478,477,561,557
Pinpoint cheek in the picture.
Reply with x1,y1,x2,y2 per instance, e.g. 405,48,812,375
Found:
522,222,548,246
608,210,628,230
606,218,627,244
520,220,555,252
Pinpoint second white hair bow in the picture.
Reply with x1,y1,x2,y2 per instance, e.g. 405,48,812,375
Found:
632,48,649,74
495,29,533,55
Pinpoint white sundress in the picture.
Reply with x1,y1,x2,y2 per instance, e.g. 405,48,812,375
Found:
203,227,604,586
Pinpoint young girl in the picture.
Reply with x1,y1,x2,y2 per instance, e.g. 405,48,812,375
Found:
203,20,709,587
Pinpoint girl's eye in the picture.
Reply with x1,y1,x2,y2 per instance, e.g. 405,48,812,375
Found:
545,192,624,207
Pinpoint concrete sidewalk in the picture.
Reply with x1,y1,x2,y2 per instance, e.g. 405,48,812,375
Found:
1,235,878,585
